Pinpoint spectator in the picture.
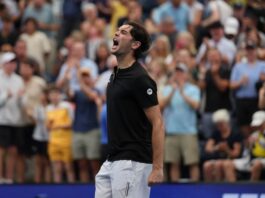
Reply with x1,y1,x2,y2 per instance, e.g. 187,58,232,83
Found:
224,17,240,43
153,0,190,33
81,2,98,24
203,109,242,182
160,63,200,182
56,41,98,92
17,58,47,183
99,102,108,163
225,111,265,182
0,15,18,47
109,0,128,37
14,39,27,74
69,67,101,183
230,40,265,137
20,17,51,74
31,87,51,184
0,52,24,184
22,0,58,37
198,48,231,139
95,42,111,74
46,85,75,183
184,0,204,36
196,21,237,66
117,0,144,27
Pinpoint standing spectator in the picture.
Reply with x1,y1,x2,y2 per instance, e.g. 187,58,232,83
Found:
0,16,18,47
152,0,190,33
100,102,108,163
17,58,47,183
20,17,51,74
22,0,58,37
160,63,200,182
196,21,237,67
0,52,24,184
203,109,242,182
14,39,27,74
225,111,265,182
61,0,82,40
56,41,98,92
230,40,265,137
46,85,75,183
95,42,111,74
31,88,51,183
69,67,101,182
198,48,231,139
184,0,204,36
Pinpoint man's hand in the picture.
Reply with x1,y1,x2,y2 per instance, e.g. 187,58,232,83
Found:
148,168,163,186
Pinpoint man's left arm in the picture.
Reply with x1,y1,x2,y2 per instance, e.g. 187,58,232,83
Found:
144,105,165,186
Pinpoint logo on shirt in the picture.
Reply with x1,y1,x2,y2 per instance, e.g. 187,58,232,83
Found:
147,88,153,95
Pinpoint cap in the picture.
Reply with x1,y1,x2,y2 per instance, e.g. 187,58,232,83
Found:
207,21,223,30
245,40,257,49
224,17,239,35
212,109,230,123
0,52,16,65
79,67,91,76
251,111,265,127
232,0,245,9
175,63,188,73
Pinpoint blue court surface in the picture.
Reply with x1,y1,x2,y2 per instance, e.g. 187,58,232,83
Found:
0,183,264,198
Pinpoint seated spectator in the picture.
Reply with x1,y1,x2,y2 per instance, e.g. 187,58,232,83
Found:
225,111,265,182
46,85,75,183
160,63,200,182
203,109,242,182
230,40,265,137
69,67,101,183
198,48,231,139
196,21,237,67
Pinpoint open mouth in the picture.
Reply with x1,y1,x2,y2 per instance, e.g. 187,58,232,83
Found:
113,38,119,47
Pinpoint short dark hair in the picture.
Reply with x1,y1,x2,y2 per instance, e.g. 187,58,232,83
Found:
126,21,151,59
24,17,38,29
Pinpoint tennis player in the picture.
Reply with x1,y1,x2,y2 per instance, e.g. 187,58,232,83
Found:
95,22,164,198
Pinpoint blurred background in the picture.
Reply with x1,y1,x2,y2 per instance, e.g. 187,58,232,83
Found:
0,0,265,188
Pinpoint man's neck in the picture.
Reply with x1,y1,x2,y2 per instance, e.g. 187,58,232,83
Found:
116,54,136,69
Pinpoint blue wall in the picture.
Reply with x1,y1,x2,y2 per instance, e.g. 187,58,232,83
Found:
0,183,264,198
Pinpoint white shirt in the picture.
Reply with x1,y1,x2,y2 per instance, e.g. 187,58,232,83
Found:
196,37,237,66
0,69,25,126
20,31,51,72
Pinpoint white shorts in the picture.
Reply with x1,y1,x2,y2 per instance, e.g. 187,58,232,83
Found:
233,157,265,172
95,160,152,198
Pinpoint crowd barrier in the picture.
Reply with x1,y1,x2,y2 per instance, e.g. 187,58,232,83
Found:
0,182,264,198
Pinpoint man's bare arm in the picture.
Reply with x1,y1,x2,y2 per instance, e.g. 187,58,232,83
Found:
144,105,165,186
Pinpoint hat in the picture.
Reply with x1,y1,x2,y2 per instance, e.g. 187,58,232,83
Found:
0,52,16,65
175,63,188,72
245,40,257,49
79,67,91,76
207,21,223,30
224,17,239,35
251,111,265,127
212,109,230,123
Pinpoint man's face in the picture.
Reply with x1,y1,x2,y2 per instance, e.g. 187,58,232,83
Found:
171,0,181,6
72,42,85,59
111,24,134,56
15,41,27,57
4,61,16,74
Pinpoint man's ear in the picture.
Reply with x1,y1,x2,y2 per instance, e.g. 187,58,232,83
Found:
131,41,141,50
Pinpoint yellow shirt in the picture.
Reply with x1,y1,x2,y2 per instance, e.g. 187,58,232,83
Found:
46,101,73,146
110,0,128,37
252,132,265,158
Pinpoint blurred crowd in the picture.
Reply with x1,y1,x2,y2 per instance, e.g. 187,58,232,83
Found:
0,0,265,184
